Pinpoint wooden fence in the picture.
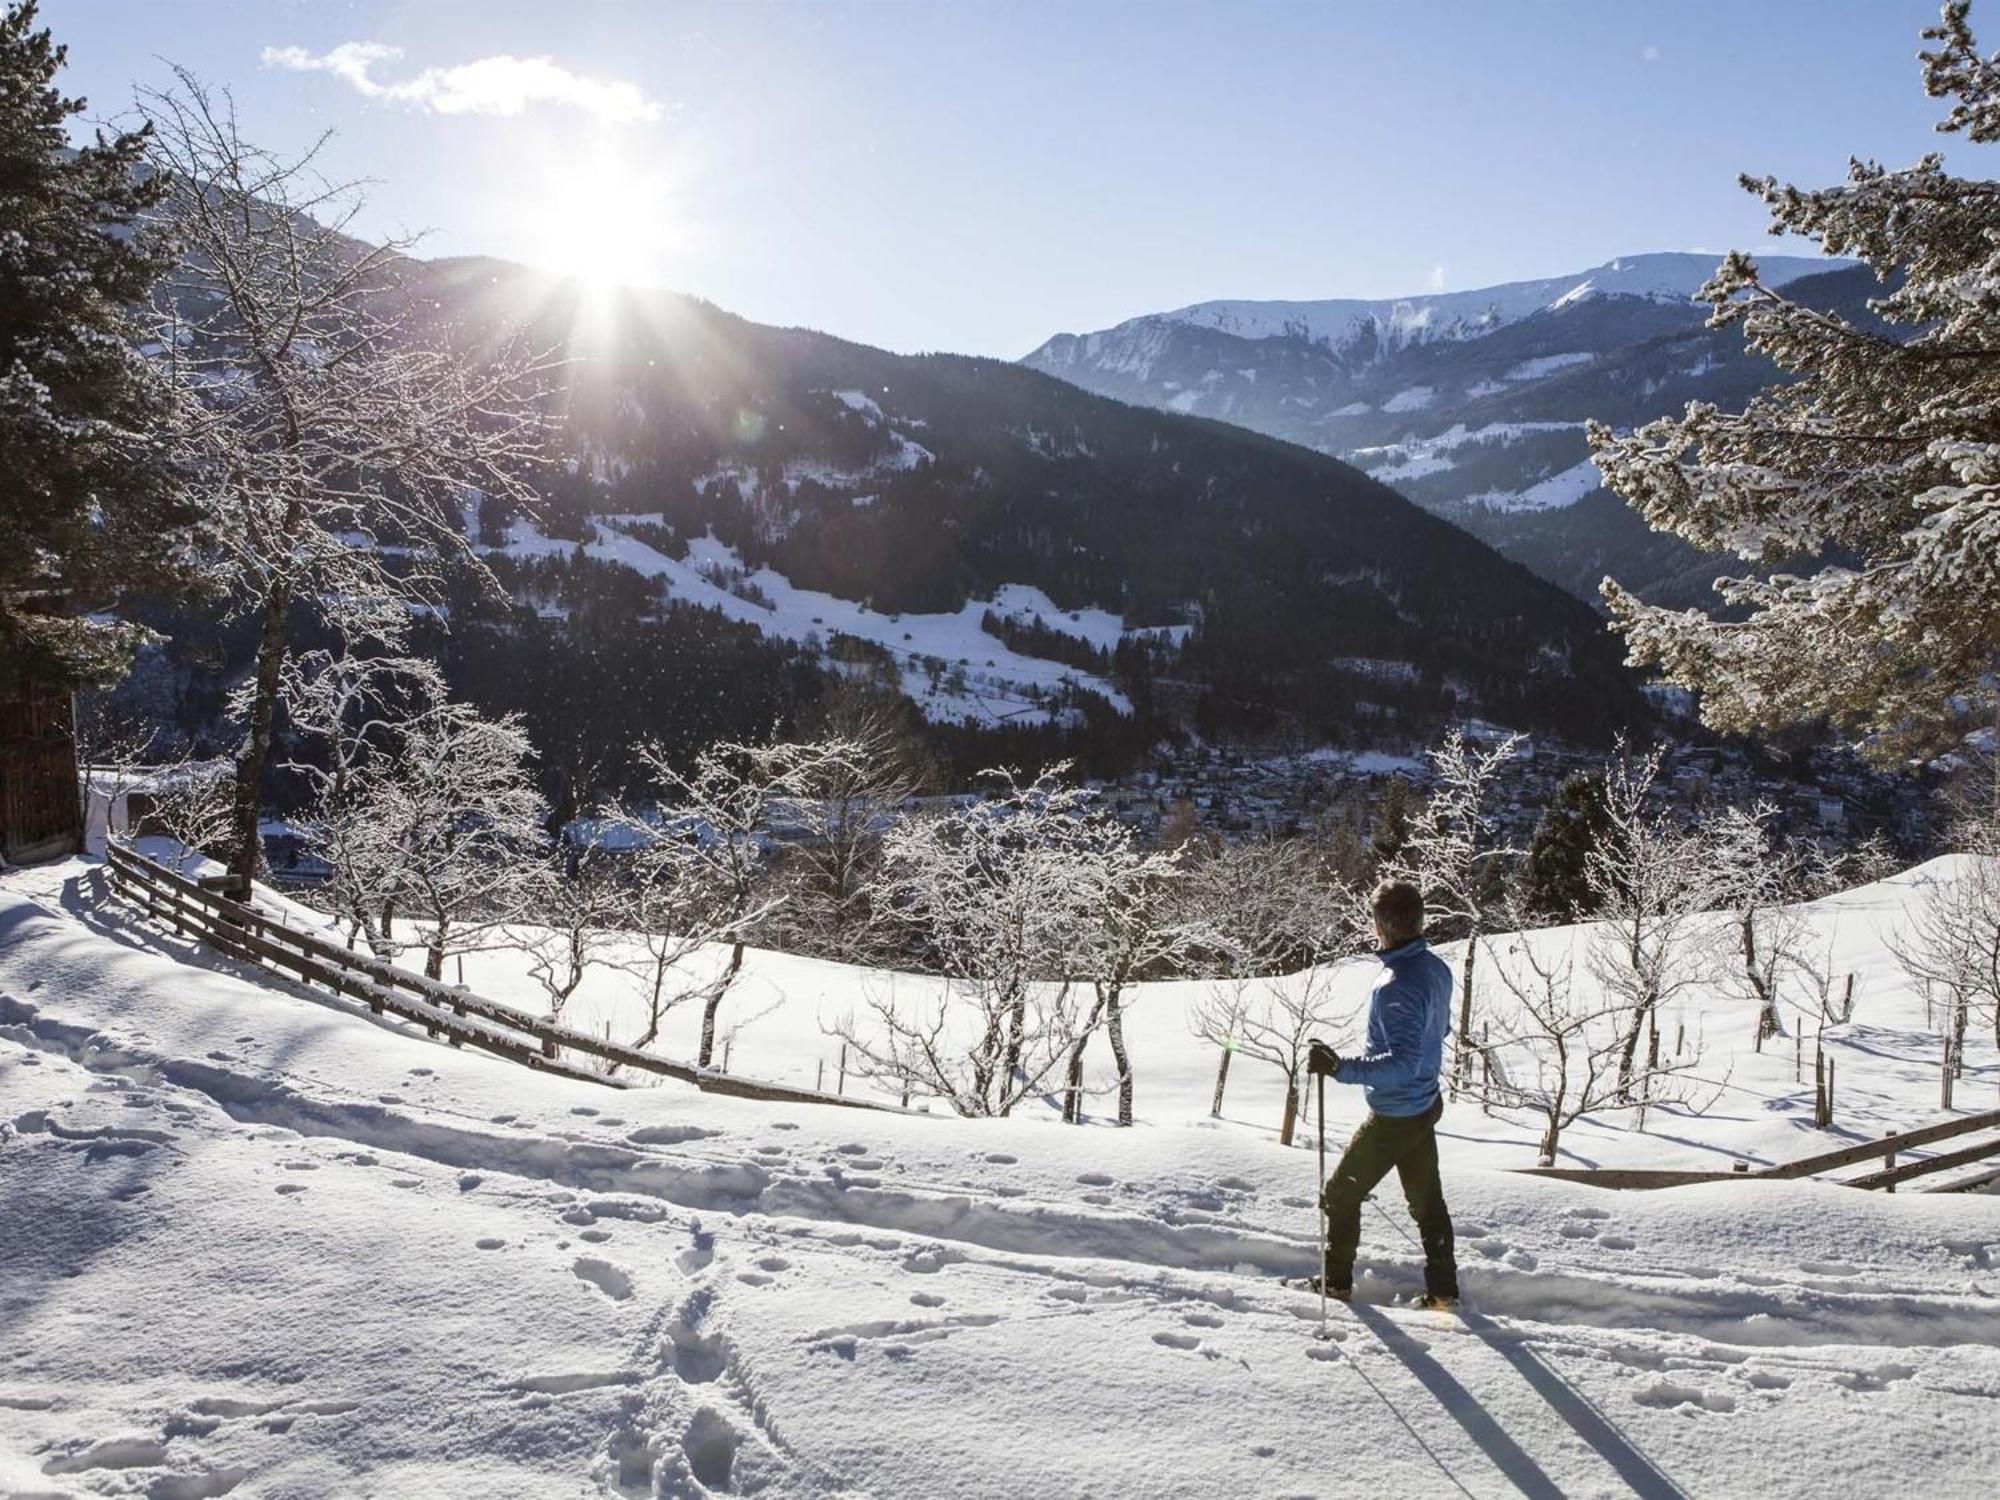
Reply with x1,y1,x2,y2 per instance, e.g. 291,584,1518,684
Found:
104,841,892,1112
1519,1104,2000,1195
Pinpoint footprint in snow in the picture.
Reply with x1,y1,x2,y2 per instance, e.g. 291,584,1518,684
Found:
475,1238,505,1251
275,1184,307,1196
570,1105,599,1117
1183,1312,1224,1329
572,1257,635,1301
1633,1380,1736,1413
1835,1363,1914,1392
1567,1205,1610,1221
756,1256,791,1273
985,1152,1017,1166
835,1142,869,1155
1076,1171,1114,1187
1559,1222,1598,1240
1507,1250,1538,1271
1600,1235,1636,1251
911,1292,946,1308
580,1228,613,1244
1152,1331,1202,1351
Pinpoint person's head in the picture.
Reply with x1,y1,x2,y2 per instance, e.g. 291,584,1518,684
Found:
1370,878,1424,950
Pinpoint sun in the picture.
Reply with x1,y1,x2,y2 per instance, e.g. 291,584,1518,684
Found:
530,147,678,290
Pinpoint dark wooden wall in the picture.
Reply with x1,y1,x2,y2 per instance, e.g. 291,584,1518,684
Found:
0,670,82,863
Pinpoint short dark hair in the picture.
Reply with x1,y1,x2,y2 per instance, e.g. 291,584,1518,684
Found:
1371,879,1424,945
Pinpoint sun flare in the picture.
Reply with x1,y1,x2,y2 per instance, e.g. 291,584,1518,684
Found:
530,149,677,289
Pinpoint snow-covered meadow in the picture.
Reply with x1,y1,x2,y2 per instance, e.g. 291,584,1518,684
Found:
4,852,2000,1498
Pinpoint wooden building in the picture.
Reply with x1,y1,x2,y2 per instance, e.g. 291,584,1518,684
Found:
0,668,82,863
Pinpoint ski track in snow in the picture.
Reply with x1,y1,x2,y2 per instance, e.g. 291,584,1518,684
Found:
4,858,2000,1498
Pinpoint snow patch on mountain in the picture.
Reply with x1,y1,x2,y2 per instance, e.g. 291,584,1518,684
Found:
498,520,1183,726
1504,352,1596,381
1469,457,1606,513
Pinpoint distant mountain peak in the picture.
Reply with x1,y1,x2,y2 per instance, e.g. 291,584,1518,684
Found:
1132,252,1854,359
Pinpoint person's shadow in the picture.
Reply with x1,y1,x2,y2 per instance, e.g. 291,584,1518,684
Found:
1351,1304,1691,1500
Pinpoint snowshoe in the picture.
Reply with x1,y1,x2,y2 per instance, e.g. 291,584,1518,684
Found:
1287,1274,1352,1302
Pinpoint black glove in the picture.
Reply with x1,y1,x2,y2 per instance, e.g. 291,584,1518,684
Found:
1307,1039,1341,1078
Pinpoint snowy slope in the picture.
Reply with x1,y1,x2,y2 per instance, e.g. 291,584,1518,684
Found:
5,855,2000,1499
498,519,1188,727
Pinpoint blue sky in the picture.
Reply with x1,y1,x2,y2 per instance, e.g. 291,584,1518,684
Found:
43,0,1969,356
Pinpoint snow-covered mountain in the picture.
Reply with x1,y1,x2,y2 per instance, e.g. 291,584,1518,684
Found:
1023,253,1869,605
1136,253,1844,359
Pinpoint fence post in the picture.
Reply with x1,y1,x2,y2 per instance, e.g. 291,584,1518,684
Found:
816,1058,824,1092
838,1043,848,1096
1841,973,1854,1024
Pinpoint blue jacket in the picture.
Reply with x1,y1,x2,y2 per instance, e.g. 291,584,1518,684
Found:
1336,937,1453,1117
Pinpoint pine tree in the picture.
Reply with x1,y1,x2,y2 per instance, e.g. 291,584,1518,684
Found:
1590,1,2000,759
1520,771,1615,922
0,1,203,684
1371,774,1411,864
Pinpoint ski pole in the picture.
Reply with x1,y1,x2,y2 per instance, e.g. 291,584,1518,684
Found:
1316,1070,1328,1338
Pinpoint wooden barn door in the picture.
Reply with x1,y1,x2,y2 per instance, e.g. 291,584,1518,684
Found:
0,670,82,863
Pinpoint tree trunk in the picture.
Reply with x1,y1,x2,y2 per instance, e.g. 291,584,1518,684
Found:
1278,1073,1299,1148
998,993,1027,1118
1453,931,1478,1094
229,582,293,886
698,940,746,1068
1107,989,1134,1127
1064,988,1108,1125
1538,1115,1560,1166
1210,1045,1232,1119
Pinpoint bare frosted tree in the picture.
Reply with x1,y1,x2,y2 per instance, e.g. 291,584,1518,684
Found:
1061,832,1198,1127
1473,930,1719,1164
1385,727,1525,1094
1585,746,1725,1100
144,759,236,873
521,841,627,1028
1186,838,1359,1125
1891,857,2000,1065
771,688,930,962
1189,842,1366,1146
140,71,549,887
1709,802,1810,1050
277,646,447,955
631,737,852,1067
357,701,549,980
830,767,1109,1118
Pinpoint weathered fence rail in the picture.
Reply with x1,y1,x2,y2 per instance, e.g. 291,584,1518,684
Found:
1518,1105,2000,1194
104,841,891,1112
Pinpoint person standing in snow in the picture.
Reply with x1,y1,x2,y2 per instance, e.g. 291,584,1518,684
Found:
1306,878,1460,1309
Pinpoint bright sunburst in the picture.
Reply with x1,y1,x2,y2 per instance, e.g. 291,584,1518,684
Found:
529,146,678,289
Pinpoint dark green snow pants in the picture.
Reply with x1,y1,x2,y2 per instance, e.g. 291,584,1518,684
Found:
1321,1095,1458,1300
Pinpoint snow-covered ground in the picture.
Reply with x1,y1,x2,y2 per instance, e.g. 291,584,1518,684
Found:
5,854,2000,1498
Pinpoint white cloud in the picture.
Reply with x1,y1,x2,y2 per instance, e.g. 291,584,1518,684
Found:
1641,44,1661,63
261,42,664,125
1425,263,1447,292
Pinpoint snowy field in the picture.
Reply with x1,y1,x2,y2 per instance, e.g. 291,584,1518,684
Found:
5,854,2000,1498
